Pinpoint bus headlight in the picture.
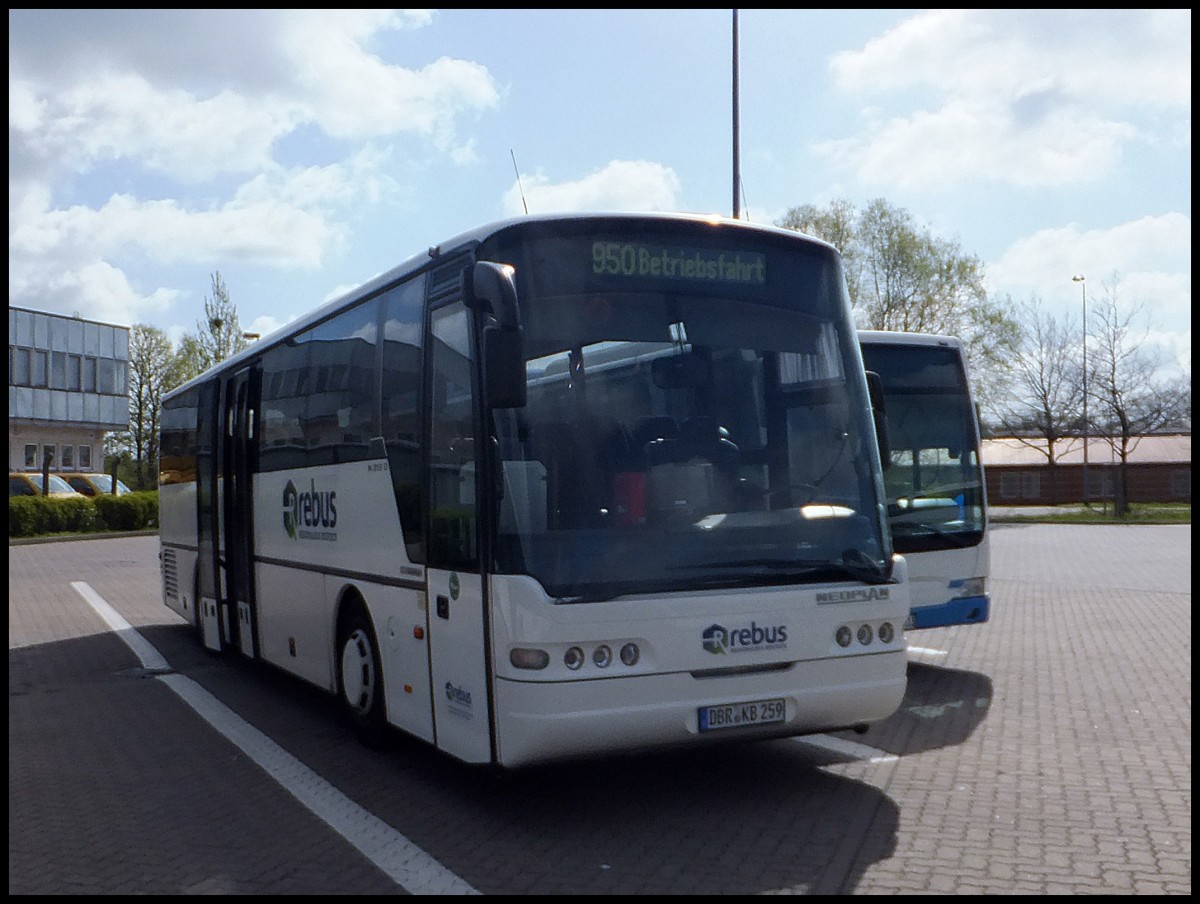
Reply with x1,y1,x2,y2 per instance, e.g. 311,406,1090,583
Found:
592,644,613,668
835,626,853,647
953,577,986,599
878,622,895,644
564,646,585,670
620,642,640,666
857,624,873,645
510,648,550,670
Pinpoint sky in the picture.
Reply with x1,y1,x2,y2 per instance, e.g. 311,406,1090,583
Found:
8,9,1191,378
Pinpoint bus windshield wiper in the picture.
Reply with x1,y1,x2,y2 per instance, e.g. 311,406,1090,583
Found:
679,554,892,586
890,520,979,548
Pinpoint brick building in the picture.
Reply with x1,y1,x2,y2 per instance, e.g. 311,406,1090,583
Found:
982,434,1191,506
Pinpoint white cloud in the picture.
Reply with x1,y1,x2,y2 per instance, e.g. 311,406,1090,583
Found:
821,9,1190,190
8,10,495,327
503,160,684,216
988,212,1192,375
9,10,498,183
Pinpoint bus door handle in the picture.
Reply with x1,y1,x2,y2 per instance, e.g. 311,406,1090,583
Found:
436,594,450,619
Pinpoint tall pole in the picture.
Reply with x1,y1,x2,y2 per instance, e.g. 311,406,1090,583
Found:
732,9,740,220
1072,274,1088,505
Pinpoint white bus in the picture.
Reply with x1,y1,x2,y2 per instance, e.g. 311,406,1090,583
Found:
159,213,909,768
858,331,989,630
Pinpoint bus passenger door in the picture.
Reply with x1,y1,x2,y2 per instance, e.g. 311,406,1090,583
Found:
424,301,494,764
196,379,223,651
222,365,260,658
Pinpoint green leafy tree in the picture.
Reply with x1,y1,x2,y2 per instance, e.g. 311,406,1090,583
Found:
776,198,1020,410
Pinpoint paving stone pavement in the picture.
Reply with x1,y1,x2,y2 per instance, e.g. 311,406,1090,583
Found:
8,525,1192,894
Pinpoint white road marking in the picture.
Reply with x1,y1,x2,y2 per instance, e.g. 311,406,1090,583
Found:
70,581,480,896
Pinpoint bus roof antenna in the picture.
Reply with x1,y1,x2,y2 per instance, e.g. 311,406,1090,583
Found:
511,149,529,215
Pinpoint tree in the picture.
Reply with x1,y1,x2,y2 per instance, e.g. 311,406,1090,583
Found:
775,198,1020,410
174,271,249,378
123,324,177,489
1088,274,1183,516
988,295,1083,503
170,333,211,387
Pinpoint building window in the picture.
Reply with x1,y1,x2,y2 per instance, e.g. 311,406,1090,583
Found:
61,445,74,468
42,444,57,469
1021,472,1041,500
83,357,97,392
79,445,92,470
1000,472,1019,499
12,347,31,386
98,359,117,394
34,350,48,387
67,355,82,391
1172,469,1191,500
24,444,37,469
50,351,66,389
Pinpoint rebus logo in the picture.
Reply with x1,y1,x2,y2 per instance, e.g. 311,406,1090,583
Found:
282,478,338,540
702,620,788,655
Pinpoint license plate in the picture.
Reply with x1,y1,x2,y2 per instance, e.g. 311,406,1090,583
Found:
698,697,786,732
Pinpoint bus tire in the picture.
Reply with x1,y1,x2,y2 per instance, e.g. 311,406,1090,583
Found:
337,608,388,747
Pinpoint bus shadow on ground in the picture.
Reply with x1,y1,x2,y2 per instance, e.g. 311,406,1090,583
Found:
829,660,993,758
444,741,900,895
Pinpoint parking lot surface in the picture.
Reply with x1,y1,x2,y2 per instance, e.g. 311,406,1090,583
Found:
8,523,1192,894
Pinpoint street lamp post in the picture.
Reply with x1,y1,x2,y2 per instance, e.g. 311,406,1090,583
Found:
732,8,740,220
1072,274,1088,506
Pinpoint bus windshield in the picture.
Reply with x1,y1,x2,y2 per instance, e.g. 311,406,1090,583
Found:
859,340,986,553
483,227,891,602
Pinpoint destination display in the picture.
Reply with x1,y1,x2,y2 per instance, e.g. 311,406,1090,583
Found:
591,240,767,287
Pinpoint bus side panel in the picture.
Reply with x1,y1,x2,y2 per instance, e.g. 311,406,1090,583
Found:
255,563,333,689
158,482,196,547
159,482,197,624
251,462,432,725
369,581,435,745
161,547,199,626
254,462,417,581
426,567,492,764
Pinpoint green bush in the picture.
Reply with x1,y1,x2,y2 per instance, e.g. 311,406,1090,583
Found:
8,495,104,537
9,497,47,537
93,490,158,531
8,489,158,537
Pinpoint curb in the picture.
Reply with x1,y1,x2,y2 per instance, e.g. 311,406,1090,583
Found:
9,529,160,546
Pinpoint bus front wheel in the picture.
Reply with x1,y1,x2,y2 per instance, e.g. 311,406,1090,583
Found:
337,610,387,747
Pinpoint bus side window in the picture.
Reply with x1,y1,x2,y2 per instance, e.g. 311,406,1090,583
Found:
380,275,426,562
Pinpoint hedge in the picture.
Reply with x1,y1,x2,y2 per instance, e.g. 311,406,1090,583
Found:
9,490,158,538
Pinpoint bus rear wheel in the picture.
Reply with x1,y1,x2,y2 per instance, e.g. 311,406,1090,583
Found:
337,610,387,747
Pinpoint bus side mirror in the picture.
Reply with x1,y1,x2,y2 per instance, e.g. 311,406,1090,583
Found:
468,261,526,409
865,370,890,469
483,325,526,409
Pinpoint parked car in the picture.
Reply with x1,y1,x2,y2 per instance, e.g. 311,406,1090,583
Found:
60,472,132,497
9,472,83,497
